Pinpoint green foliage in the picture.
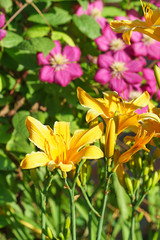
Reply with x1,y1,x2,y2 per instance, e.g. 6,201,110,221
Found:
73,14,101,39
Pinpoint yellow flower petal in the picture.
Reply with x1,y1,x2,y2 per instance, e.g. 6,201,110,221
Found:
70,122,104,150
110,1,160,45
26,116,55,152
70,146,104,164
77,87,106,120
122,30,132,45
54,121,71,148
58,162,73,172
20,152,49,169
117,114,139,134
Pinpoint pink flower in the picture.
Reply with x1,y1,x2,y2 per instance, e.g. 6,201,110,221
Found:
131,33,160,60
142,68,157,97
37,41,83,87
75,0,107,29
0,13,7,41
95,24,126,53
149,0,160,7
94,51,143,99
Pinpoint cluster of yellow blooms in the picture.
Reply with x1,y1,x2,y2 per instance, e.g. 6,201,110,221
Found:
20,86,160,187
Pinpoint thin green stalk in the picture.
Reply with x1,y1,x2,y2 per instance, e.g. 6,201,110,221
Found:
64,160,85,240
79,185,101,217
96,161,112,240
40,190,46,240
129,205,135,240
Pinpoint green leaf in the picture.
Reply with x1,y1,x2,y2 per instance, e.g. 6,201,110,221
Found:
0,0,12,12
51,31,75,47
6,111,34,153
1,31,23,48
0,181,15,205
77,0,88,11
0,216,8,228
0,118,11,144
23,25,50,38
17,37,55,57
0,149,16,171
102,6,126,17
28,7,72,27
73,14,101,40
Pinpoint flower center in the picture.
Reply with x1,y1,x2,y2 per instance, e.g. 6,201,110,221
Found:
142,34,155,46
90,8,101,18
110,38,125,51
111,61,127,78
50,53,68,71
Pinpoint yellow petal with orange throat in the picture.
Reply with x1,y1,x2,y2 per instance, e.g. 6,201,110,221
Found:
20,152,49,169
26,116,55,152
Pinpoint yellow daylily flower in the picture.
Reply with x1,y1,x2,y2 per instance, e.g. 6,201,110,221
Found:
20,116,104,172
110,0,160,45
77,87,150,134
77,87,150,158
113,127,155,172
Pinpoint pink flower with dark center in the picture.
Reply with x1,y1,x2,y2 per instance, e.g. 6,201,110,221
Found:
95,24,126,52
94,51,143,99
0,13,7,41
37,41,83,87
75,0,107,29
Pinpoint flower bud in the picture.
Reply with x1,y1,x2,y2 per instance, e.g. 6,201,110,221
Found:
133,179,140,193
124,174,133,196
154,64,160,89
105,118,116,159
80,160,91,186
152,171,159,187
143,166,150,176
146,178,152,190
136,156,142,171
59,232,65,240
47,226,53,240
64,217,71,239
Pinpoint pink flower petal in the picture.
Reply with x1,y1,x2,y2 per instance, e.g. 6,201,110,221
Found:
95,35,110,51
49,40,62,57
97,53,113,68
66,63,83,80
0,14,5,28
131,42,147,57
147,43,160,60
126,59,143,72
109,77,127,92
123,72,142,84
102,24,116,40
54,70,71,87
39,66,54,83
0,29,6,41
94,68,111,85
63,46,81,61
96,17,107,29
92,0,103,11
114,51,131,63
37,52,50,65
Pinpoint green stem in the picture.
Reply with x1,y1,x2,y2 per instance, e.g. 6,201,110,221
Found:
64,161,84,240
129,205,135,240
41,189,46,240
96,161,112,240
79,185,100,217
